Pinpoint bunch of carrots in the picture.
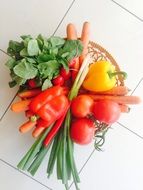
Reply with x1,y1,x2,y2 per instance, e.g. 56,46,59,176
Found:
9,22,141,190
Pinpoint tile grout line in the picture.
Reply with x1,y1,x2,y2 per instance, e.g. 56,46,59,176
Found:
52,0,76,36
69,148,96,189
117,122,143,140
0,158,53,190
0,92,17,121
130,77,143,95
110,0,143,22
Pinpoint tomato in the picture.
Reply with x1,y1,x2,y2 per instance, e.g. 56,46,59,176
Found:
52,75,64,86
70,118,95,145
92,100,121,124
71,95,94,118
69,58,76,67
60,68,71,80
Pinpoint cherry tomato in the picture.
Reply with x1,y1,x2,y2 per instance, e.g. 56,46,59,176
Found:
69,58,76,67
71,95,94,118
70,118,95,145
92,100,121,124
28,79,37,88
60,68,71,80
52,75,64,86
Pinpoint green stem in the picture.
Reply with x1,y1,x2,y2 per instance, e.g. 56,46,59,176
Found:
17,125,53,171
108,71,127,79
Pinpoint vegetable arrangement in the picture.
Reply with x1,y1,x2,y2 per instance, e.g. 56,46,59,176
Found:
5,22,141,190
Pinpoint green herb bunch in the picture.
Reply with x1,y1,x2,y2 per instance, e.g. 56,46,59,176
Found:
5,35,83,90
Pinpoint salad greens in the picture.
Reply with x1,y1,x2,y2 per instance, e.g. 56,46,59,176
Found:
5,35,83,90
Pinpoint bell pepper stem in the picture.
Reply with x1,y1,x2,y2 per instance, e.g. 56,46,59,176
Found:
108,71,127,79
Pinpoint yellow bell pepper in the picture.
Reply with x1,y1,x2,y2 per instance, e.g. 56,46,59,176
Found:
82,60,127,92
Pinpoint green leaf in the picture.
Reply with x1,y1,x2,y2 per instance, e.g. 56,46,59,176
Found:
38,60,60,79
48,36,65,48
42,78,53,91
21,35,32,40
20,48,28,57
37,54,55,63
5,58,16,69
27,39,39,56
26,57,37,64
59,58,69,72
49,47,58,55
60,40,83,61
7,40,24,56
13,59,37,79
8,80,17,88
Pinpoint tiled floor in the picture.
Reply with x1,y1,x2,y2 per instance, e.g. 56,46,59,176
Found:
0,0,143,190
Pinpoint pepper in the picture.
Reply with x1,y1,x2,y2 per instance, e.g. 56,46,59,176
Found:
43,104,70,147
29,86,68,113
82,60,127,92
37,95,69,124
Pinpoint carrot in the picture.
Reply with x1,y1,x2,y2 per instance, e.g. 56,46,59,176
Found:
11,99,31,112
91,86,130,96
79,22,90,64
19,120,36,133
66,23,80,80
18,88,41,99
88,95,141,105
32,126,45,138
66,23,78,40
119,104,130,113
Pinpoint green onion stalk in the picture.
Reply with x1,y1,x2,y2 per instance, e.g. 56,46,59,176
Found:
17,54,92,190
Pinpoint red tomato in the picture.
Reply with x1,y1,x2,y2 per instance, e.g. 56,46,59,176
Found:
92,100,121,124
71,95,94,118
52,75,64,86
70,118,95,145
60,68,71,80
69,58,76,67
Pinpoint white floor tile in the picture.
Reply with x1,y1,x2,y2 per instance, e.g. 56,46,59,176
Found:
118,77,143,136
55,0,143,92
0,0,73,118
70,123,143,190
0,161,50,190
115,0,143,19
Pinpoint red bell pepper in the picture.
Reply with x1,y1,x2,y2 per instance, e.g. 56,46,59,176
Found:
37,95,69,123
43,104,70,147
29,86,68,113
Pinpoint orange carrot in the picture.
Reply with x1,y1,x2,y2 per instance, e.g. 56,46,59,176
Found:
88,95,141,105
119,104,130,113
19,120,36,133
11,99,31,112
18,88,41,99
66,23,80,80
79,22,90,64
32,126,45,138
91,86,130,96
66,23,78,40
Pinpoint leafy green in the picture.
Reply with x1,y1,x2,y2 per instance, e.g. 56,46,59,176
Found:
42,78,53,91
5,58,16,69
59,40,83,61
27,39,39,56
48,36,65,48
6,34,83,88
38,60,59,79
13,59,37,79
